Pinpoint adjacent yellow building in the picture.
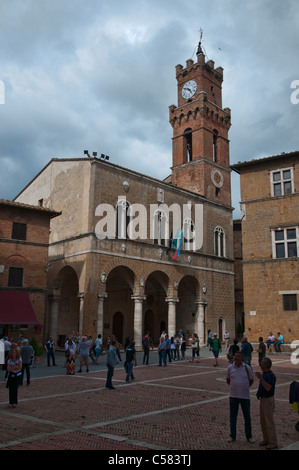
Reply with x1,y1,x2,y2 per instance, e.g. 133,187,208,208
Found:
232,151,299,346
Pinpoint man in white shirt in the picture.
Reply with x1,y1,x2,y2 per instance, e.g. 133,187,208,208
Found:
226,351,254,443
1,337,11,378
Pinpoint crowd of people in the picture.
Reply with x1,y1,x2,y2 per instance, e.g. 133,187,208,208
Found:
1,328,285,382
156,331,200,366
2,327,294,449
104,330,200,389
225,331,286,368
62,331,105,375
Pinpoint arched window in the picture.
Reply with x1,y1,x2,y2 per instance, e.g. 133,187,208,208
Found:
116,199,130,239
183,218,195,251
184,128,193,162
213,129,218,162
214,226,225,257
153,210,167,246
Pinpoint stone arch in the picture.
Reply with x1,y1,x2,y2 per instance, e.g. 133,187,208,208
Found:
54,265,80,345
6,254,27,265
177,275,200,336
144,270,169,344
99,258,143,294
106,265,135,292
144,269,169,295
104,265,136,346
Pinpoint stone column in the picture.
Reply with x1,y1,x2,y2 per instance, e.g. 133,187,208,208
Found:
131,295,146,351
77,293,84,336
196,300,207,345
97,292,107,336
166,297,179,338
49,295,60,341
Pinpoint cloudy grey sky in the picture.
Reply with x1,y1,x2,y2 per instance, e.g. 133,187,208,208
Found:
0,0,298,218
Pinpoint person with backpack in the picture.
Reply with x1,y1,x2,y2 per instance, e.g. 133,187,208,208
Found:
125,341,137,383
240,336,253,368
142,331,153,365
210,333,222,367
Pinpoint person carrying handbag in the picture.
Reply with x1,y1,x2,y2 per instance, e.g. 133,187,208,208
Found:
190,333,200,363
6,346,22,408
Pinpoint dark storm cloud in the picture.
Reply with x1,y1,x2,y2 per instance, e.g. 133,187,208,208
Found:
0,0,298,218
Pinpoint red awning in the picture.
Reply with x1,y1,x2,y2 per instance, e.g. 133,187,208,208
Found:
0,291,42,326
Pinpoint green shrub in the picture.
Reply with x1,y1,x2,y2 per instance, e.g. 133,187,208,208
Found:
29,338,44,357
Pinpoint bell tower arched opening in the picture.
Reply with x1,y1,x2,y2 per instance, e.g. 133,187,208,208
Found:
184,128,193,162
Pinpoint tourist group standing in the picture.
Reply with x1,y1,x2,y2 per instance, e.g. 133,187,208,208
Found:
1,328,281,450
156,330,193,366
63,332,105,375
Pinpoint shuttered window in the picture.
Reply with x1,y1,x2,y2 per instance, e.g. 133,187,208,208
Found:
8,267,23,287
11,222,27,241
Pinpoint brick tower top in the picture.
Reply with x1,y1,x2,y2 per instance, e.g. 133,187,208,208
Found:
174,42,224,110
169,41,232,206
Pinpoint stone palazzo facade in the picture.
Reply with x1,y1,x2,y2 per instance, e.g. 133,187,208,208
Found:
15,44,235,349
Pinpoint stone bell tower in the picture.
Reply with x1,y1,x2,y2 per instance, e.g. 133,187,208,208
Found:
169,42,232,206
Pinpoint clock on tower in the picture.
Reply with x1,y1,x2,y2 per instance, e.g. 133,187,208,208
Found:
169,42,232,206
181,80,197,100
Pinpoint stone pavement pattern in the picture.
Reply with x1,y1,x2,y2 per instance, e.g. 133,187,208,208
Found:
1,350,299,451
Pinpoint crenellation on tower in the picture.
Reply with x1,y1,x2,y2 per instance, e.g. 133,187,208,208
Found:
175,63,184,77
206,59,214,69
186,59,194,69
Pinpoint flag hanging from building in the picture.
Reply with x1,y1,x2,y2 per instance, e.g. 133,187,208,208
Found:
173,230,183,260
172,229,180,251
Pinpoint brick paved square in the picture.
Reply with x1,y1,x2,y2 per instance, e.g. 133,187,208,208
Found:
1,354,299,453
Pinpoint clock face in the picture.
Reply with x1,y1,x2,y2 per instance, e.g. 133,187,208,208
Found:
182,80,197,100
211,168,224,188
